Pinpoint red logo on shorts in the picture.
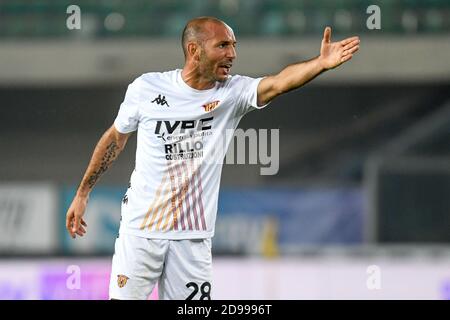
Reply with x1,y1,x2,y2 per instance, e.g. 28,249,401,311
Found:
117,275,129,288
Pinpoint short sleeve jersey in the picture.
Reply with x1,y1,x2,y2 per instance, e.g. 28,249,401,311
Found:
114,69,268,239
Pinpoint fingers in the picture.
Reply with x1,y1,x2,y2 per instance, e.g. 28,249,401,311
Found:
341,36,359,46
342,44,359,58
341,38,359,61
72,214,80,235
67,216,88,238
66,211,75,238
66,213,88,239
343,39,360,51
347,45,359,55
65,197,88,239
323,26,331,43
341,54,353,63
75,226,86,237
77,218,88,237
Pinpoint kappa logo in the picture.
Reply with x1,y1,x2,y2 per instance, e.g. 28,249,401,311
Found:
117,275,129,288
202,101,220,112
151,94,170,107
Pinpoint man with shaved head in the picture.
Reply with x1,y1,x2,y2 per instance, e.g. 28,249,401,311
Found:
65,16,360,300
181,17,238,86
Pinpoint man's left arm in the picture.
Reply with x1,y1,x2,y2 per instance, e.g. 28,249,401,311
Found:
257,27,360,106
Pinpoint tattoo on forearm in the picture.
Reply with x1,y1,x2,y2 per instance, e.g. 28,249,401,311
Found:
87,141,119,188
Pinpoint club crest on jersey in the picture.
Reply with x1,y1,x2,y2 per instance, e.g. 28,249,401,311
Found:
117,275,129,288
202,101,220,112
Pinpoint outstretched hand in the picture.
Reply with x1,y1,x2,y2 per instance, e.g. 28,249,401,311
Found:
319,27,360,70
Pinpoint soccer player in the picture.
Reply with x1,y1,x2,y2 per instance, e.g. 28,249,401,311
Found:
65,16,360,300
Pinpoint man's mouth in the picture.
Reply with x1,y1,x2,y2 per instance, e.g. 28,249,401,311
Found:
219,63,232,73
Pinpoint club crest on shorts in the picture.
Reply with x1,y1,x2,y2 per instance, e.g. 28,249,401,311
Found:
202,100,220,112
117,275,129,288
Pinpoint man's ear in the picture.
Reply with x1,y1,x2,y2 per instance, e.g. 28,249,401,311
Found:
187,42,200,61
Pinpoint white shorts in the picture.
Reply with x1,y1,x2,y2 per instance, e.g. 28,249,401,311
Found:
109,233,212,300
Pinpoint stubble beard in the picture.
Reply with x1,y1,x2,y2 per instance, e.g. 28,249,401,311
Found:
199,50,225,83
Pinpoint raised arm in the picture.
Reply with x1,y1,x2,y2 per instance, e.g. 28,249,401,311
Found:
257,27,360,106
65,124,131,238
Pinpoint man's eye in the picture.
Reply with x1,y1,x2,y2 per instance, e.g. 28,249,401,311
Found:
219,44,226,48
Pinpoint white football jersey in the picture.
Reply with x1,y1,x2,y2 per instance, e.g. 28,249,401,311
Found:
114,69,268,239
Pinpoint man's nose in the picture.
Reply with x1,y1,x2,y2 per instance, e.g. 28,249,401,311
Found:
227,46,236,60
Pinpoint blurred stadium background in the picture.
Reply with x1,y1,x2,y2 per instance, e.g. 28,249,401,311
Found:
1,0,450,299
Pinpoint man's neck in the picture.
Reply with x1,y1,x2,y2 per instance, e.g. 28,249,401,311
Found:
181,67,216,90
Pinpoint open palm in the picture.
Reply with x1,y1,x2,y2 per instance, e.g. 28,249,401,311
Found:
320,27,360,70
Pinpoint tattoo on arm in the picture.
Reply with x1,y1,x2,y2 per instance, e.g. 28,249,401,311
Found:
87,141,119,188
